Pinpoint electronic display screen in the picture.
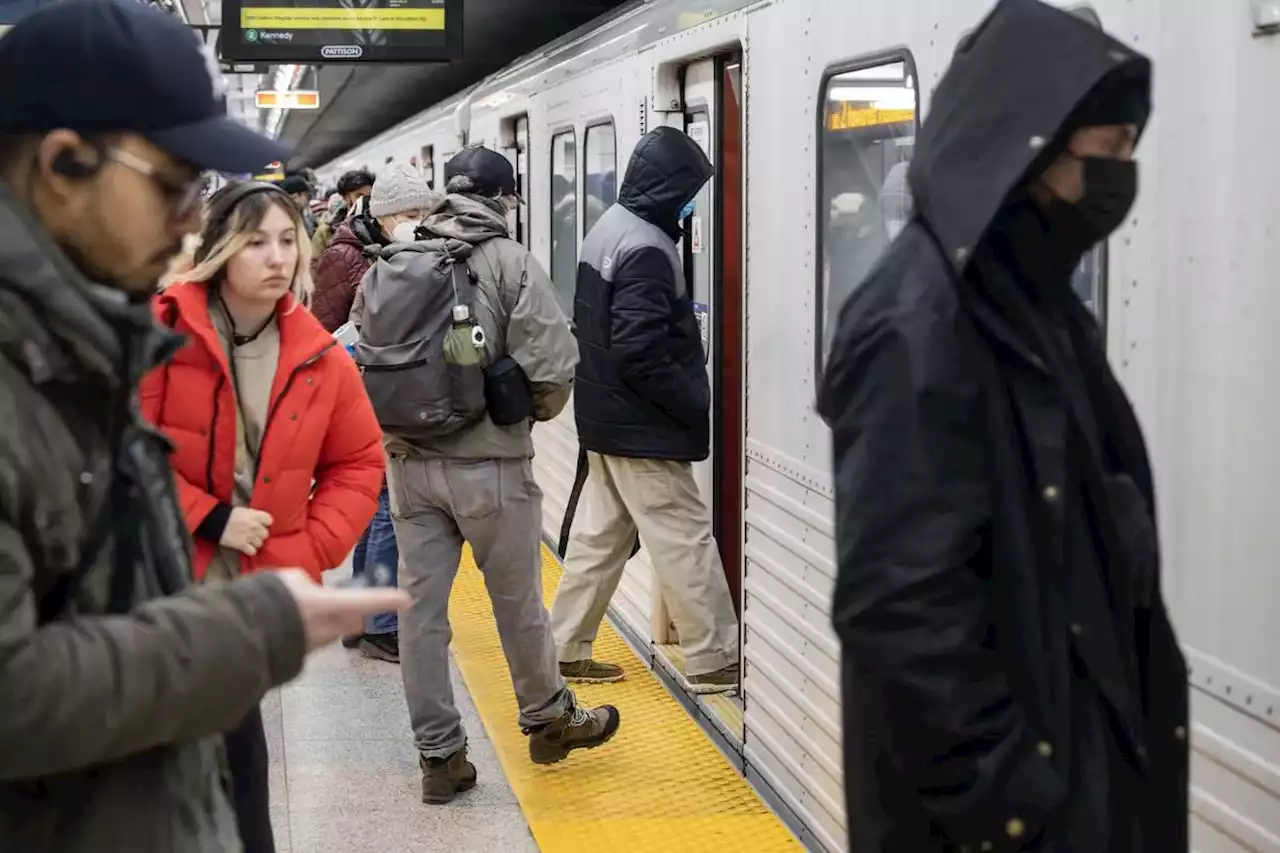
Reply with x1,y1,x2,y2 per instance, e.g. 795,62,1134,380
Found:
220,0,461,64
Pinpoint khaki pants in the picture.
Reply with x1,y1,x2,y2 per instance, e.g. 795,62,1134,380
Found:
550,453,740,676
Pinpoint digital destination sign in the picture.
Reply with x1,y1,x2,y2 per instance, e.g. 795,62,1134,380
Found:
220,0,462,64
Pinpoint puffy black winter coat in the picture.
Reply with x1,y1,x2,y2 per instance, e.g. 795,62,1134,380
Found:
572,127,714,461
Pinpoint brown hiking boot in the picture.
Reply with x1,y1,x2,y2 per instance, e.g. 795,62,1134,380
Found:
687,663,740,695
525,703,621,765
419,747,477,805
559,659,625,684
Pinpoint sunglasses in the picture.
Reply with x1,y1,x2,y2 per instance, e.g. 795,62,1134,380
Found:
106,146,211,220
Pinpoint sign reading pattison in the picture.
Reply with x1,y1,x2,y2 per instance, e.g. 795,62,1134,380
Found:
220,0,461,63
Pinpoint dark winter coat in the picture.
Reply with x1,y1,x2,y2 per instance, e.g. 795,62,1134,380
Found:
816,2,1188,852
572,126,714,461
0,187,307,852
311,218,382,332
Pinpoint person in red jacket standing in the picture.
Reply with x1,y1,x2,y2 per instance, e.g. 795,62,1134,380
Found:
139,180,385,853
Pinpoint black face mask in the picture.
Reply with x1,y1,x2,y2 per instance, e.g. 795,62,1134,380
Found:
1043,156,1138,256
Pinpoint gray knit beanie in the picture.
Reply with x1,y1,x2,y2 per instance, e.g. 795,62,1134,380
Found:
369,162,432,218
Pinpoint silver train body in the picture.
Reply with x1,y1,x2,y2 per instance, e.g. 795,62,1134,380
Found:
319,1,1280,849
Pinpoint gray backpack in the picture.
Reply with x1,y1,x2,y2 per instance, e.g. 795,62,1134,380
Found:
352,239,487,439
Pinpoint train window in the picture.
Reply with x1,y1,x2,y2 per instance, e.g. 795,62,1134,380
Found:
583,121,617,237
550,130,578,315
424,144,440,188
513,115,531,249
816,54,919,375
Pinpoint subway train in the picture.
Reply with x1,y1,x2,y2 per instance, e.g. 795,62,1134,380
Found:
317,0,1280,849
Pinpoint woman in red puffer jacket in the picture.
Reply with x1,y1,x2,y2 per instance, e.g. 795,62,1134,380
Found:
139,180,385,853
140,181,385,585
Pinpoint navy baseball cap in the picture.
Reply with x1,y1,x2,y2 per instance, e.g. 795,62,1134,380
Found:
445,147,522,201
0,0,289,174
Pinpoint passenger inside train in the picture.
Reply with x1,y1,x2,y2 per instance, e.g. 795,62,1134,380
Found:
0,0,1236,850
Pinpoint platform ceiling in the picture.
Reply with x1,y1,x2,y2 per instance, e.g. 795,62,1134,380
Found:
183,0,628,170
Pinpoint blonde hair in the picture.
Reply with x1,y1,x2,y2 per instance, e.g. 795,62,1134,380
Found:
162,183,314,307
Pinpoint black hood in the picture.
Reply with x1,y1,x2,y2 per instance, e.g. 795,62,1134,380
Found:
617,126,714,237
909,0,1151,274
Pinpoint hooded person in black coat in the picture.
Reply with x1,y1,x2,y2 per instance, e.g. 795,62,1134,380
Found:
816,1,1189,851
549,127,740,693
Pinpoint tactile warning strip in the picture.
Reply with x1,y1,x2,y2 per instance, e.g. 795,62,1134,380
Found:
448,544,802,852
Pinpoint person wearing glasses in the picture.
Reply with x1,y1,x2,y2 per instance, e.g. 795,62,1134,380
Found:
0,4,406,853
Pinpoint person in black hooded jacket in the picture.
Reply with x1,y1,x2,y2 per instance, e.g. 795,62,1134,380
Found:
816,1,1188,851
549,127,741,693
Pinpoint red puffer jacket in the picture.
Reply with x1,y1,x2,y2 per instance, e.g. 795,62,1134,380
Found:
139,281,385,581
310,220,377,332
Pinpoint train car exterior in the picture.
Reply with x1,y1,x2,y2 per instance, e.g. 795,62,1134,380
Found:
320,1,1280,850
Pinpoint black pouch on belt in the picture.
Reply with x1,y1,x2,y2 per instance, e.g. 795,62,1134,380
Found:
484,355,534,426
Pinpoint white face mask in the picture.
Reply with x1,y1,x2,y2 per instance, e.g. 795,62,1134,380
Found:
392,220,419,243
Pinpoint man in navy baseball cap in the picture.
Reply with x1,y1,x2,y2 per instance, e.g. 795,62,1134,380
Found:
0,0,291,293
0,4,413,852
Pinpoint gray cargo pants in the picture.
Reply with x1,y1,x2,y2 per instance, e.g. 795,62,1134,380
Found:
386,454,575,760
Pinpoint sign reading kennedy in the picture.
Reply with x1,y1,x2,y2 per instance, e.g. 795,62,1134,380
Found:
220,0,461,63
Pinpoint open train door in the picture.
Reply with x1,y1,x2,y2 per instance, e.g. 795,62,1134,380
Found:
650,51,746,689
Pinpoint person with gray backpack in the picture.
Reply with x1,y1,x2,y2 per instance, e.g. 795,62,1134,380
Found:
353,146,621,806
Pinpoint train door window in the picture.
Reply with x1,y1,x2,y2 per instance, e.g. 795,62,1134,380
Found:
683,109,713,334
516,116,530,249
502,115,531,247
816,54,919,376
420,145,435,189
550,130,578,315
583,121,617,238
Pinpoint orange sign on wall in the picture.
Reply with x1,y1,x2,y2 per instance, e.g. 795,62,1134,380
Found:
826,104,915,132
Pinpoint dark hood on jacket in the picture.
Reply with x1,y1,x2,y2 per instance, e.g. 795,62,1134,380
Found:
418,193,508,247
909,0,1151,273
617,126,714,238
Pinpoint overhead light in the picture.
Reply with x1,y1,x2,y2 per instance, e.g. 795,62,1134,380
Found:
255,90,320,110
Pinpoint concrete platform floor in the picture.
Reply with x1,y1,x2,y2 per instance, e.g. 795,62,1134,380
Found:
262,559,540,853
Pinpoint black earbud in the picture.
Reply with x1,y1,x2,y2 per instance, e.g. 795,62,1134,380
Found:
52,150,97,179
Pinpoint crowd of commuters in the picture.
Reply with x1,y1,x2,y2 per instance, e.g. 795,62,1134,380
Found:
0,1,1188,852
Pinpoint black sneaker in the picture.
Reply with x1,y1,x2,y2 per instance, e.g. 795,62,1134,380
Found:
359,632,399,664
342,634,362,649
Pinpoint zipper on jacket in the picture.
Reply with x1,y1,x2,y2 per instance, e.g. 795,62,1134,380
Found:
359,358,429,372
253,341,337,473
205,372,224,494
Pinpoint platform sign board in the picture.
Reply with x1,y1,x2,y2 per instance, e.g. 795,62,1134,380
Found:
220,0,462,64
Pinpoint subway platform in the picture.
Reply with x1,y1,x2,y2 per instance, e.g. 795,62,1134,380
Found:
263,546,803,852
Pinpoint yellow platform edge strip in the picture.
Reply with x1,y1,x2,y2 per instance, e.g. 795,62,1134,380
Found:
448,545,803,852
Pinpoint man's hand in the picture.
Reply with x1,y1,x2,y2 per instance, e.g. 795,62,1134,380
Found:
220,508,273,556
275,570,409,651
